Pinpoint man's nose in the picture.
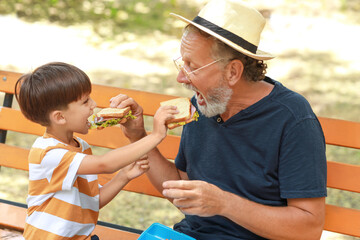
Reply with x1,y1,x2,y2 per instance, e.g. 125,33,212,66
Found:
176,70,191,84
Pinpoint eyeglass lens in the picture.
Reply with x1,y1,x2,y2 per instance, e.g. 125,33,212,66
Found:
174,57,192,81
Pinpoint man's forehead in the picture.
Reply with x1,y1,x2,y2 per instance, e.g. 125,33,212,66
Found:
180,31,213,53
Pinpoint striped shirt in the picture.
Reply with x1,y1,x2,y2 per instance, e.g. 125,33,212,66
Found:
23,133,99,240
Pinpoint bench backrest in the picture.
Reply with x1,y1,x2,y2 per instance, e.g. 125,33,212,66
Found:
1,70,359,237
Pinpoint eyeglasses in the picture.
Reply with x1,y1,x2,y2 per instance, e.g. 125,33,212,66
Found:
173,56,223,82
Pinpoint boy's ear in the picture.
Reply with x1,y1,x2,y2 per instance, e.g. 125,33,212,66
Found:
225,59,244,86
49,110,66,125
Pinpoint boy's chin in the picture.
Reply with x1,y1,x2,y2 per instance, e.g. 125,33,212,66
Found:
78,128,89,135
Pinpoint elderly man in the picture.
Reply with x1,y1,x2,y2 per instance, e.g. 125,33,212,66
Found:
111,0,327,239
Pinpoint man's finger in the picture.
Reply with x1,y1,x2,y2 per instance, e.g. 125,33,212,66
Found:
109,94,128,108
162,187,194,199
163,180,198,190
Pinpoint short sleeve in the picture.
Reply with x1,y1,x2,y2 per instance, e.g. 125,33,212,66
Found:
279,118,327,199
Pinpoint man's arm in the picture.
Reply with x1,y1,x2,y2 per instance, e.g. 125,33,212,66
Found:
224,193,325,239
162,180,325,240
146,147,188,193
109,94,187,194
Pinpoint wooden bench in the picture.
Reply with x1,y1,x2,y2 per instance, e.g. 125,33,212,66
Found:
1,70,360,239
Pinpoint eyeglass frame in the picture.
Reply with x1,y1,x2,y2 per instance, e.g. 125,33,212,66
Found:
173,56,223,82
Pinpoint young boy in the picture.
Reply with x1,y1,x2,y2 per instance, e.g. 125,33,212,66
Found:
15,62,177,240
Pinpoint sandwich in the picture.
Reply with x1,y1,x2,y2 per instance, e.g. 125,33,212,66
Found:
160,97,199,129
89,107,136,130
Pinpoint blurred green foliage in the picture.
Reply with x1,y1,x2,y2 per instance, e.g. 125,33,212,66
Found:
0,0,198,39
340,0,360,11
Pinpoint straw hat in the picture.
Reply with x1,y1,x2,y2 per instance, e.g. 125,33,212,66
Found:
171,0,274,60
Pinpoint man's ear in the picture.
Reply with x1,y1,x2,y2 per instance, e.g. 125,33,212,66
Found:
49,110,66,125
225,60,244,86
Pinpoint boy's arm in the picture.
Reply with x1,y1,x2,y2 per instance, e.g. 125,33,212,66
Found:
78,133,160,175
77,105,177,175
98,169,129,208
99,158,149,208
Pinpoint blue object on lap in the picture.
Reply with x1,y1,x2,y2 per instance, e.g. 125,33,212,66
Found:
138,223,196,240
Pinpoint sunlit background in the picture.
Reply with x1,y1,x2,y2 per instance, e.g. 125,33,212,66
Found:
0,0,359,239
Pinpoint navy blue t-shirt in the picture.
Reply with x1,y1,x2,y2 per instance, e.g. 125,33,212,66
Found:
173,77,327,240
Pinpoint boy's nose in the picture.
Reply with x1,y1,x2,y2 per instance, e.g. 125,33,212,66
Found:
91,98,97,109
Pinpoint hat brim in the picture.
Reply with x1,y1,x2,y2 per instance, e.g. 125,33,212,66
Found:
170,13,275,60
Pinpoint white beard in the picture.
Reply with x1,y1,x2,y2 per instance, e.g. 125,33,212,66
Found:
183,80,233,118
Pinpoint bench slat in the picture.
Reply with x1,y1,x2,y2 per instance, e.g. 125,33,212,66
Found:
0,107,180,160
0,202,141,239
319,117,360,149
93,225,139,240
0,71,21,94
327,161,360,193
0,202,26,231
3,201,360,239
0,107,45,135
2,112,359,161
324,204,360,237
2,143,358,197
0,143,163,198
0,144,28,170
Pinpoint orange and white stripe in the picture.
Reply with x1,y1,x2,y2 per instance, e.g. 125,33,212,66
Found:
23,134,99,240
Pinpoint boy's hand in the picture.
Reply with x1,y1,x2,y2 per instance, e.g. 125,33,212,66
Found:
109,94,146,142
122,155,150,181
152,106,178,139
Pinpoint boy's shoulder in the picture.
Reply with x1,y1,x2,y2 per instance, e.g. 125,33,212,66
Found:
29,135,91,165
31,135,90,153
32,135,62,149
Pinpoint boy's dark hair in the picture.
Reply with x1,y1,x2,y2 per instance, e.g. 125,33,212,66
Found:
15,62,92,126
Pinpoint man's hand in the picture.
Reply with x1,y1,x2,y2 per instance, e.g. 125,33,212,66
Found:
162,180,226,217
110,94,146,142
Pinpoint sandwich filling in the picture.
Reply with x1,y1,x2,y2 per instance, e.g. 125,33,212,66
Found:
88,109,136,129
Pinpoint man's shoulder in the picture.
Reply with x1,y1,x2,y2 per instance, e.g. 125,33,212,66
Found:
269,78,316,122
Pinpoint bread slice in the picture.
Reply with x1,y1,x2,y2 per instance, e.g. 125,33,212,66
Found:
160,98,191,124
96,107,130,118
167,117,195,129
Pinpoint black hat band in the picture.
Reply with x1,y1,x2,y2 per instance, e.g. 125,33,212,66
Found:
193,16,258,54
